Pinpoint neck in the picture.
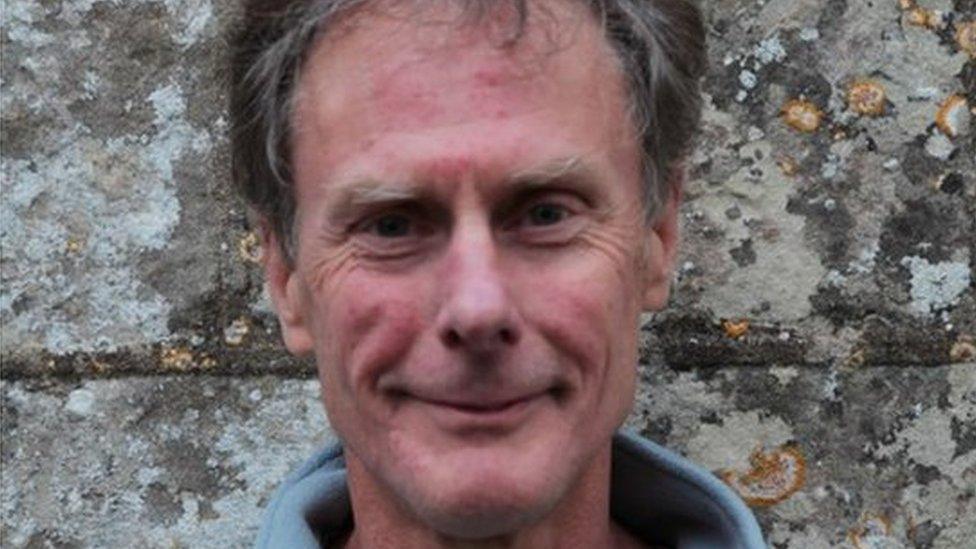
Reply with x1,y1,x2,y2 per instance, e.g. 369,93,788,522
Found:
341,444,644,549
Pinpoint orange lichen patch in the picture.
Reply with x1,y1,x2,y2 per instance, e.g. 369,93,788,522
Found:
847,513,894,548
957,21,976,58
935,94,970,138
845,348,866,368
950,336,976,363
904,7,943,29
776,155,800,176
160,347,195,371
65,237,84,254
87,359,111,375
722,319,750,339
238,231,263,264
224,316,251,346
847,81,887,116
781,99,823,132
905,7,929,26
720,444,806,506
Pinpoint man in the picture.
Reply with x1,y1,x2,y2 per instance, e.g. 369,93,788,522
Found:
230,0,765,547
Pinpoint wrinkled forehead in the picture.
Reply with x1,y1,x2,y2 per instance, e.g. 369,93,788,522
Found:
291,0,625,130
304,0,606,68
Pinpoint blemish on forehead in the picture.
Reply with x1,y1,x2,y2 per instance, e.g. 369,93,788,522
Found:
422,156,477,181
359,53,546,135
473,69,502,87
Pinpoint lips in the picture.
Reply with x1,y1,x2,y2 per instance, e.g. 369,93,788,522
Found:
415,392,543,413
381,383,565,432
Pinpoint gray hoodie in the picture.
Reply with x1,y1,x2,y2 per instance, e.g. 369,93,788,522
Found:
255,430,766,548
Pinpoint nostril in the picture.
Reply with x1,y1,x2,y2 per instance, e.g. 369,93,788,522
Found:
444,329,462,347
441,326,518,349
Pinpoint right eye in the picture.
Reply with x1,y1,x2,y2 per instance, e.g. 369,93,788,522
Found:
525,203,570,227
367,213,413,238
350,208,438,261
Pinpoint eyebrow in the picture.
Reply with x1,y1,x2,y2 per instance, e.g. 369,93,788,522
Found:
508,156,588,187
323,178,428,224
322,155,599,223
501,156,602,207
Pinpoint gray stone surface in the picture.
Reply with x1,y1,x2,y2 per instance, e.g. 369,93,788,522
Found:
2,0,973,376
1,0,974,547
2,364,974,548
1,376,332,548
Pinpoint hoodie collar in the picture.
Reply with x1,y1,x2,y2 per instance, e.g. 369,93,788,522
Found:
255,430,765,548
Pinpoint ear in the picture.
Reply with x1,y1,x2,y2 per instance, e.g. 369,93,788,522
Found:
261,223,315,356
641,175,682,311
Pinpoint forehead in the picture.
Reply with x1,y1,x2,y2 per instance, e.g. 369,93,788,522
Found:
290,0,636,194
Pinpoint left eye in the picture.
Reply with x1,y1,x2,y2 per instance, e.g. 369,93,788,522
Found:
526,203,568,226
368,214,412,237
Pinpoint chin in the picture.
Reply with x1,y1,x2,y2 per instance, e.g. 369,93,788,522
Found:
375,431,573,539
408,466,563,539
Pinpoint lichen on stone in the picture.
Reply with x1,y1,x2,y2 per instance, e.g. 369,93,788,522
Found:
899,256,972,315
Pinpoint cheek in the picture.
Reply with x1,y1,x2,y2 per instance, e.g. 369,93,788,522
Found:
516,251,642,378
314,272,426,395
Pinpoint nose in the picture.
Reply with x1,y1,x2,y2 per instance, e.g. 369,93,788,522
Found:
436,221,522,355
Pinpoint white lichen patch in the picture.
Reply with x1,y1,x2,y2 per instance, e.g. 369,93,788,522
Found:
1,82,209,354
924,132,955,159
849,242,880,275
948,365,976,407
693,140,827,321
250,284,276,317
2,2,55,47
754,34,788,65
627,370,732,444
768,522,834,549
223,317,251,347
808,0,970,152
799,28,820,41
846,513,906,549
192,380,333,544
48,0,215,47
935,95,971,138
899,256,971,315
169,0,215,47
685,409,795,472
739,69,758,89
876,394,975,483
900,477,976,548
878,407,955,468
769,366,800,386
64,388,96,418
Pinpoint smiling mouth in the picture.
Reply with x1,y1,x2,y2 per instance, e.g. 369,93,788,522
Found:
419,393,544,413
390,387,564,425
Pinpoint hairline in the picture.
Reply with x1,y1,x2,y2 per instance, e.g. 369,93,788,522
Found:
232,0,704,264
281,2,657,259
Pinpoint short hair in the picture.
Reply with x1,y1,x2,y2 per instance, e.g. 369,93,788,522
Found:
229,0,707,261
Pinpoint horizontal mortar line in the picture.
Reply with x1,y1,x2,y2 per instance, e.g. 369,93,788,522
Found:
2,321,971,379
0,363,319,382
3,359,973,383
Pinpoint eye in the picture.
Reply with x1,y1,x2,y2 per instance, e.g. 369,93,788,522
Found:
368,213,412,237
526,203,568,226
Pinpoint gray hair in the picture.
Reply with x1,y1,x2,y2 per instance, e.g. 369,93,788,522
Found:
229,0,706,261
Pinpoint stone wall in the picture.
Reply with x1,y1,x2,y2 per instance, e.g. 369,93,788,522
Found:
2,0,973,547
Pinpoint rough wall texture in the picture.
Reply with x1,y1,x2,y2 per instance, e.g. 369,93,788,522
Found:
1,0,974,547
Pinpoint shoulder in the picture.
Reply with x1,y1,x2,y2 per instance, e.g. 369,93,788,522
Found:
610,431,766,549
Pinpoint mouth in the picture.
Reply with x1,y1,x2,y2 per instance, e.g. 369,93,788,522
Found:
391,388,562,429
418,393,545,413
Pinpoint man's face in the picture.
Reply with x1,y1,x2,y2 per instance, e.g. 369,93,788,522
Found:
267,1,677,537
